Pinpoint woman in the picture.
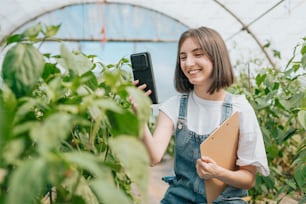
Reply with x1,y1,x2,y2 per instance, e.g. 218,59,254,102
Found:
134,26,269,203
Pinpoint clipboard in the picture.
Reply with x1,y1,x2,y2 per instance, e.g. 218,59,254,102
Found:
200,111,240,204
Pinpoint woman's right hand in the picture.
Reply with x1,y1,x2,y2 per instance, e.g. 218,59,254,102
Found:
133,80,152,96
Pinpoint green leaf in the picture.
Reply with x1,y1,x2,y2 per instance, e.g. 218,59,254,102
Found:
22,23,43,39
106,109,139,136
292,63,301,72
63,152,106,178
293,161,306,190
42,62,61,81
61,169,99,204
0,168,7,184
14,97,48,123
13,121,40,136
302,53,306,68
45,77,65,103
285,179,297,189
86,98,122,120
69,196,87,204
302,93,306,109
301,43,306,55
103,69,122,88
263,41,271,48
2,43,45,97
280,128,297,142
280,93,304,110
81,71,98,91
6,34,24,45
273,49,281,59
120,57,129,64
298,110,306,129
58,44,93,76
90,178,133,204
255,73,267,87
0,87,16,148
30,113,76,152
109,136,149,198
57,104,80,114
298,197,306,204
6,158,48,204
267,144,280,159
1,84,17,112
62,172,99,204
45,24,61,38
126,86,152,124
2,138,25,164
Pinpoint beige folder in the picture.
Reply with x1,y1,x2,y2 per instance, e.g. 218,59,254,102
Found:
200,111,240,204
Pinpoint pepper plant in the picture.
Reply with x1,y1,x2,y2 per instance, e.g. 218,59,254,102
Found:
0,23,151,204
229,37,306,203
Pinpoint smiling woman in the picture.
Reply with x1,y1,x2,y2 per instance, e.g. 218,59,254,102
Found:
134,26,270,204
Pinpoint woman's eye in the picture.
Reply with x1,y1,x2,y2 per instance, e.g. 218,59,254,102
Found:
194,53,204,57
180,56,187,60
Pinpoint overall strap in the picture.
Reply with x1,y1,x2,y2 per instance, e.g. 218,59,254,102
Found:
220,92,233,124
178,93,189,120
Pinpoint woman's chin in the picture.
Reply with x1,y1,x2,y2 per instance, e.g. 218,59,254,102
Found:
188,78,202,85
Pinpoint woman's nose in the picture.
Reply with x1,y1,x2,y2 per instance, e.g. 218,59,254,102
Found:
185,56,195,67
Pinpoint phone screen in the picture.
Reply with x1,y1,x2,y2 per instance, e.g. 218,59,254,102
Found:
130,52,158,104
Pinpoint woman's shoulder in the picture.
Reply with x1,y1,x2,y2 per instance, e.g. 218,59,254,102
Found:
160,94,182,108
230,92,247,101
230,93,254,111
230,93,259,129
158,94,183,125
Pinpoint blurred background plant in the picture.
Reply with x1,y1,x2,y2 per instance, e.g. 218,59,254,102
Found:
0,23,152,204
228,37,306,203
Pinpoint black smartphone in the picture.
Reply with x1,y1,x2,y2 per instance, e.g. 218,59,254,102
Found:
130,52,158,104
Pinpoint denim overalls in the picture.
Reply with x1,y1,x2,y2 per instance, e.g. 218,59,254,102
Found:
161,93,248,204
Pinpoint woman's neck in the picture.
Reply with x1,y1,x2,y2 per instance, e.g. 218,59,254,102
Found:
194,87,225,101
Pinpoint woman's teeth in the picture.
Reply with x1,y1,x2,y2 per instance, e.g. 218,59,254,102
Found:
189,69,200,74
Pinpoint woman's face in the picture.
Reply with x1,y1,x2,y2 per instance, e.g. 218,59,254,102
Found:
179,37,213,88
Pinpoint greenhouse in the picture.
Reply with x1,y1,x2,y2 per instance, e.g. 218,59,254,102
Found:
0,0,305,204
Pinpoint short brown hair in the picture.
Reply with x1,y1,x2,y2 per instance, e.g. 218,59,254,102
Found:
174,26,234,94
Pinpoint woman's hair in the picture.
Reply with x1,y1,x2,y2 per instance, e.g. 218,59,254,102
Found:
174,26,234,94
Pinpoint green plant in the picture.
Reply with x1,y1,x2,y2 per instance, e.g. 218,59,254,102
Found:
0,23,152,204
229,37,306,202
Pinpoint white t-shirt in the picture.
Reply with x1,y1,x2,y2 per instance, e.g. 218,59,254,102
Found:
159,91,270,176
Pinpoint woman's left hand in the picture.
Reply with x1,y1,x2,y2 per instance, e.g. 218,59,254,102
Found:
129,80,152,113
196,156,221,179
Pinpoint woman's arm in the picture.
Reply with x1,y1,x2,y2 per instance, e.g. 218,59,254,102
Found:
131,80,174,166
196,156,256,189
142,111,174,166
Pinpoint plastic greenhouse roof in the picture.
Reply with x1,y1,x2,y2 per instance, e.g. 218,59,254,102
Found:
0,0,305,69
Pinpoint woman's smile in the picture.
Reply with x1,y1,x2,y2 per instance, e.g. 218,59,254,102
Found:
188,68,202,75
